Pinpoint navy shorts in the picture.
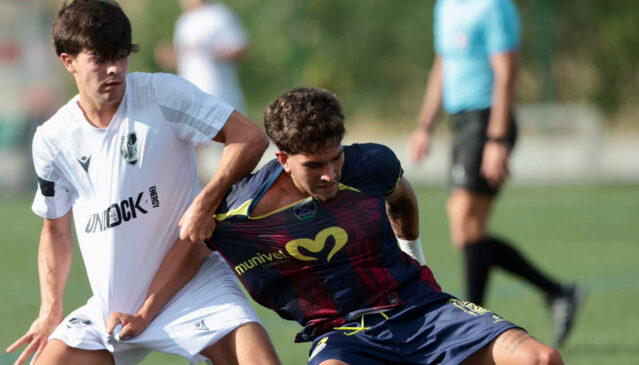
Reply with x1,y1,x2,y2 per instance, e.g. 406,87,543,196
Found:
449,108,518,197
307,297,520,365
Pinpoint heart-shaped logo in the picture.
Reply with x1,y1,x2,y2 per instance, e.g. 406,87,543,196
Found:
285,227,348,262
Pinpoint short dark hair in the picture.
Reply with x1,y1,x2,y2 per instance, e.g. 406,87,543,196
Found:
52,0,139,59
264,87,346,154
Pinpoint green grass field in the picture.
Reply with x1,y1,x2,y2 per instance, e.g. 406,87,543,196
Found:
1,185,638,364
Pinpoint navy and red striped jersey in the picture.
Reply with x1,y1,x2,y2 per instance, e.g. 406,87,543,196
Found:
207,143,449,342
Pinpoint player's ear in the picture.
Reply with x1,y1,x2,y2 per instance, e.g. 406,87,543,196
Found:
276,151,291,172
61,53,76,73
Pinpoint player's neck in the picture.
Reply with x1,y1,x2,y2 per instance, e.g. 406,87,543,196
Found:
251,173,308,217
77,96,122,129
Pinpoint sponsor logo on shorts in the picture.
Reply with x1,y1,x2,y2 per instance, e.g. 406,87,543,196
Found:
84,185,160,233
448,298,506,324
194,319,210,331
451,164,467,185
233,227,349,276
66,317,92,328
309,336,329,361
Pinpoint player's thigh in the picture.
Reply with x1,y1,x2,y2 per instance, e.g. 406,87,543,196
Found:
200,322,280,365
318,360,348,365
447,188,493,245
462,328,563,365
34,339,114,365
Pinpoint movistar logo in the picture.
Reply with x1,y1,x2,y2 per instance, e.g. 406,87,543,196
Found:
84,186,160,233
234,227,349,275
285,227,347,262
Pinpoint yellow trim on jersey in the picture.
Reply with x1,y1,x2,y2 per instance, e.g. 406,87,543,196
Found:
214,199,253,221
215,184,362,221
338,183,360,193
248,197,312,219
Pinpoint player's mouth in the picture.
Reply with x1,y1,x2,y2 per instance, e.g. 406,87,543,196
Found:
101,79,124,90
316,182,337,191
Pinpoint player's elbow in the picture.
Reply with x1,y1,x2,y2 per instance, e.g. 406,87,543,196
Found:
248,127,269,155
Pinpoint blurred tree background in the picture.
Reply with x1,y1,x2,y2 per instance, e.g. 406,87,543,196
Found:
54,0,639,128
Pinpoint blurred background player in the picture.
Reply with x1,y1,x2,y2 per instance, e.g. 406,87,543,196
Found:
155,0,249,182
408,0,584,347
6,1,278,364
154,0,248,112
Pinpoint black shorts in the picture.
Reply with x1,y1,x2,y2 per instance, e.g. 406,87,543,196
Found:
448,108,517,197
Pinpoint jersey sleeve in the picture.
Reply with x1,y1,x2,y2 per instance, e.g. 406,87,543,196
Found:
485,0,521,54
31,128,73,219
147,72,235,145
341,144,403,197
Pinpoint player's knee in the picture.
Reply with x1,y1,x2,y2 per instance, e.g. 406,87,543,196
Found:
528,345,563,365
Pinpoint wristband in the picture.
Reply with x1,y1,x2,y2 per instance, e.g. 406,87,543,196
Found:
397,237,426,265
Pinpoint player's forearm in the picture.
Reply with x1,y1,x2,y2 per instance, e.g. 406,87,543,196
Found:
385,178,420,240
213,45,247,62
202,111,268,212
37,217,73,318
136,240,210,323
417,56,443,132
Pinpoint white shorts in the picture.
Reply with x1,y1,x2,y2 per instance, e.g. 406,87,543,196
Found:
49,252,261,365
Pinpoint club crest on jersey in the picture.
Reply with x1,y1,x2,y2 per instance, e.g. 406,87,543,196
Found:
120,132,139,165
293,199,316,221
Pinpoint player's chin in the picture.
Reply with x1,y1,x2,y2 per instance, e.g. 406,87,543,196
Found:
312,189,339,202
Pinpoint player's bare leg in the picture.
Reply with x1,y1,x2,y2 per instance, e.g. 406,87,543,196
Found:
33,339,114,365
200,322,280,365
446,188,493,249
462,328,563,365
318,360,347,365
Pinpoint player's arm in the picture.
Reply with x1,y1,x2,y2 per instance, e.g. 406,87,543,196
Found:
7,211,73,365
409,55,443,162
213,44,247,62
107,239,211,339
482,50,518,187
385,177,426,265
179,110,268,244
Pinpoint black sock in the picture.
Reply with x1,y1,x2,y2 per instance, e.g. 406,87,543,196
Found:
463,241,495,306
488,236,563,297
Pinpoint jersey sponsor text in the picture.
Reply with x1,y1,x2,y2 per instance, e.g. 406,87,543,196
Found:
84,186,159,233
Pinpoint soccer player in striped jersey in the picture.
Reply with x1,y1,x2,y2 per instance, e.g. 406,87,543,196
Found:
130,87,564,364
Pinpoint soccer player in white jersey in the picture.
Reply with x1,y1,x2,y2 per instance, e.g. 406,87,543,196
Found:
6,1,280,364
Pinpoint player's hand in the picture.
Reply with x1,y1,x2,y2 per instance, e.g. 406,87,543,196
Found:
106,312,149,341
481,141,510,188
6,313,62,365
179,197,216,245
408,128,433,163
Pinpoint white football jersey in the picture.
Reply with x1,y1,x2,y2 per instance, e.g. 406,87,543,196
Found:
31,72,234,320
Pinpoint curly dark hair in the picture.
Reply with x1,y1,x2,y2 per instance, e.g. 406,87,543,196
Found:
264,87,346,154
52,0,139,59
